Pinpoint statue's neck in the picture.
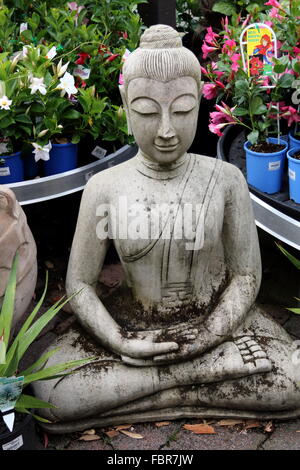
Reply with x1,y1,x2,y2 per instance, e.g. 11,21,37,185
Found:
136,151,189,180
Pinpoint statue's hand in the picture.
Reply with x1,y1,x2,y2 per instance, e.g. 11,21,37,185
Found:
119,335,179,360
151,325,204,365
119,325,199,365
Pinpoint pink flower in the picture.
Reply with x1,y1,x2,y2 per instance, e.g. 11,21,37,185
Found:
222,38,236,56
230,53,241,72
265,20,273,27
202,42,218,59
269,7,283,19
211,62,225,79
281,106,300,127
209,122,227,136
265,0,281,8
67,2,84,13
221,16,230,33
241,14,251,29
293,46,300,56
203,83,218,100
204,27,219,46
200,65,208,75
208,102,239,136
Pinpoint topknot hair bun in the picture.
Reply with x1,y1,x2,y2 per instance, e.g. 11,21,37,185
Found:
139,24,182,49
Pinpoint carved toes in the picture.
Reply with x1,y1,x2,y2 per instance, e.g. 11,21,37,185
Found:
234,336,271,371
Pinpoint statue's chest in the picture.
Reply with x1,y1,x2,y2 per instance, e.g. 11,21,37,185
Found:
109,177,224,261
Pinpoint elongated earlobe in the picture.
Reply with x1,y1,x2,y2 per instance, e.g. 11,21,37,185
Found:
119,85,133,135
199,81,204,100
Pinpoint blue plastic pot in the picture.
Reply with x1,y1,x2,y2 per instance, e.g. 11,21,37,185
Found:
287,147,300,204
244,137,288,194
43,142,78,176
0,151,24,184
288,130,300,151
23,152,40,179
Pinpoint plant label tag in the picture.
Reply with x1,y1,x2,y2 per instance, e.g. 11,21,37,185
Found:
246,26,275,78
73,65,91,80
269,161,281,171
2,435,23,450
20,23,28,33
92,146,107,160
0,167,10,176
0,377,24,432
289,168,296,180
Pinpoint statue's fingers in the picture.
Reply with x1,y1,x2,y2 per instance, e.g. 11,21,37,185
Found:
152,341,179,355
153,352,176,362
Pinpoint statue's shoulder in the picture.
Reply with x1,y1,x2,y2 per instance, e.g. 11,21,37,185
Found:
83,157,136,196
191,154,245,183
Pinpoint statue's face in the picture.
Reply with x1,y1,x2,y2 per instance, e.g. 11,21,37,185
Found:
127,77,199,164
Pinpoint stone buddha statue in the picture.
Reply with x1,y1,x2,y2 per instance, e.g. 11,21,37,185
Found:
35,25,300,433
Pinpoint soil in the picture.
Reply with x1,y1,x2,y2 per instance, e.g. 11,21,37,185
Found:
249,142,285,153
291,150,300,160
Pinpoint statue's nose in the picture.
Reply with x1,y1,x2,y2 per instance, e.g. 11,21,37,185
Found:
157,113,176,140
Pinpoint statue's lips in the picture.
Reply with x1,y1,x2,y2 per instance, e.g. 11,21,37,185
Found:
154,143,179,152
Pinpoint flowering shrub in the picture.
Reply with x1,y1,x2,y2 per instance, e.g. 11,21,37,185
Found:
201,0,300,144
0,0,145,160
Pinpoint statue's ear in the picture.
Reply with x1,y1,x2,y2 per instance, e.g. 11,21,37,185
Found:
199,81,204,100
119,84,133,135
0,187,18,219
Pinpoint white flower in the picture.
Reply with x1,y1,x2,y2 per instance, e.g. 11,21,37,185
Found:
29,76,47,95
57,72,77,98
57,59,70,78
0,95,12,110
32,141,52,162
46,46,57,60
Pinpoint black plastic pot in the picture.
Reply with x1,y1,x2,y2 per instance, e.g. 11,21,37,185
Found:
0,412,42,450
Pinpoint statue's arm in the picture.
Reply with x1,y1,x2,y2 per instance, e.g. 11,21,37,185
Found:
66,177,178,359
202,165,262,342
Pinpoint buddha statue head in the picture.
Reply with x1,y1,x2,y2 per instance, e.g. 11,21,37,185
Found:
120,24,202,165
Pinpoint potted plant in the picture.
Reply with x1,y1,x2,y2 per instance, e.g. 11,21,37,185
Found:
287,145,300,203
200,0,300,194
0,253,94,450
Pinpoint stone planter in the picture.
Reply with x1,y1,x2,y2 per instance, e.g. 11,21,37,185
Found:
0,186,37,329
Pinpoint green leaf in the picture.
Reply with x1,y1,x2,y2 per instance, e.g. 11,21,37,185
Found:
71,134,81,144
63,110,82,120
247,130,259,145
16,393,56,410
293,62,300,75
234,108,248,117
15,114,32,124
278,74,294,89
0,253,18,348
2,273,49,375
0,339,6,364
276,243,300,270
23,357,96,385
21,347,61,376
212,1,236,16
0,116,14,128
287,308,300,314
250,96,266,115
